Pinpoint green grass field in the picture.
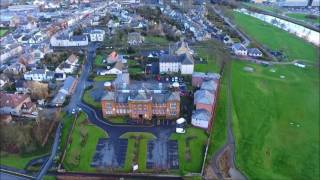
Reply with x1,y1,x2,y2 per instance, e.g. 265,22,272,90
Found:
83,89,101,109
93,75,116,82
207,74,227,159
0,29,8,37
170,128,208,174
0,152,48,169
232,11,319,62
287,13,320,24
243,2,282,13
145,35,170,46
63,113,108,172
231,61,319,179
94,54,105,66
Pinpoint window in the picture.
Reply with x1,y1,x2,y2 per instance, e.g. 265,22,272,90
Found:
170,103,176,109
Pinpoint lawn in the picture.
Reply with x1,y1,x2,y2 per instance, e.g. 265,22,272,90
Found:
82,88,101,109
0,29,8,37
63,113,108,172
94,54,105,66
193,40,228,73
106,116,128,124
145,35,170,46
243,2,282,13
231,61,319,179
93,75,116,82
59,113,75,149
286,13,320,24
0,151,48,169
170,128,208,174
207,74,227,159
120,132,156,172
232,11,319,62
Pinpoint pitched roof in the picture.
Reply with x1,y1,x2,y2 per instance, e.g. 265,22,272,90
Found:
194,90,215,105
102,91,115,101
248,48,262,55
66,54,78,64
167,92,180,101
192,109,211,121
159,54,180,63
179,53,194,65
0,93,29,108
200,80,218,92
232,43,247,51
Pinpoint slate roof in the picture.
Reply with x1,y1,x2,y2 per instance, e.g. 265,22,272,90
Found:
180,53,194,65
192,72,221,80
192,109,211,122
201,80,218,92
232,43,247,51
194,90,215,105
159,54,180,63
60,76,76,93
0,93,29,108
248,48,262,55
102,91,115,101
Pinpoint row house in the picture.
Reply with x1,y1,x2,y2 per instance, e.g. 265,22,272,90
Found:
159,53,194,75
24,69,54,81
0,45,23,64
191,72,221,130
50,34,88,47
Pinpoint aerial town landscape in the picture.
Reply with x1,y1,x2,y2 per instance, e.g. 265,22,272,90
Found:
0,0,319,179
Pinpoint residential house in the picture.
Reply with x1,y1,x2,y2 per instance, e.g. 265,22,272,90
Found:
191,109,211,129
194,90,215,114
51,76,77,106
105,51,124,64
0,45,23,64
99,61,124,75
0,74,10,89
4,62,27,75
159,53,194,74
19,53,37,69
248,48,263,57
24,69,54,81
55,54,78,74
192,72,220,87
232,43,247,56
0,93,37,116
127,32,144,46
89,29,105,42
170,40,194,55
50,34,88,47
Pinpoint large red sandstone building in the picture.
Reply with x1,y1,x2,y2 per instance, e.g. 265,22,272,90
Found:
101,75,180,120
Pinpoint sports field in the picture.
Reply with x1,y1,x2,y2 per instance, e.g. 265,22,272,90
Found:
232,11,319,62
231,61,319,179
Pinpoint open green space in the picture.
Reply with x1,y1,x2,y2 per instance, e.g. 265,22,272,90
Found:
243,2,283,13
145,35,170,46
286,13,320,24
0,151,48,169
93,75,116,82
59,112,75,149
170,128,208,174
231,11,319,62
94,54,105,66
120,132,156,172
231,61,319,179
82,89,101,109
0,29,8,37
63,112,108,172
106,116,128,124
207,74,227,159
193,40,228,73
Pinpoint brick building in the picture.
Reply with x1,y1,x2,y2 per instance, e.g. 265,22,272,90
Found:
101,79,180,120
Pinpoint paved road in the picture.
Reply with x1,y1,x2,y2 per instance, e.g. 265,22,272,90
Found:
0,172,29,180
35,123,62,180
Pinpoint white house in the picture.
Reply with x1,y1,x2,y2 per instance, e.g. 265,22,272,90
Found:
24,69,54,81
99,61,124,75
159,53,194,75
191,109,211,129
50,35,88,47
55,54,78,74
232,43,247,56
247,48,263,57
89,29,105,42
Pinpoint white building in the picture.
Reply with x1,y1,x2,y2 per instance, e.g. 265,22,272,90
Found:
159,53,194,74
232,43,248,56
50,35,88,47
89,29,105,42
24,69,54,81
